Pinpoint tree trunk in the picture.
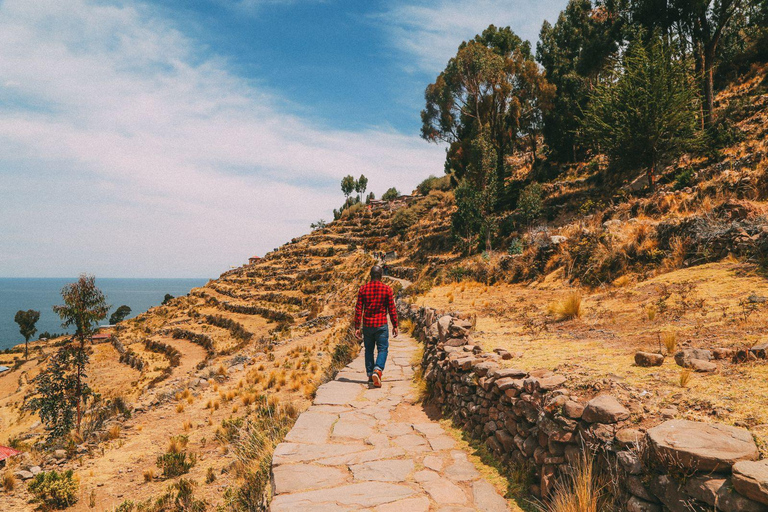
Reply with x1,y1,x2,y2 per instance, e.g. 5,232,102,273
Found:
648,162,656,191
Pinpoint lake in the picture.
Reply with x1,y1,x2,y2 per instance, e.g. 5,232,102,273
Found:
0,278,210,351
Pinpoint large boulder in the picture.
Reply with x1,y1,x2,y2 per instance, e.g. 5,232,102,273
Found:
581,395,630,424
647,419,759,472
674,349,712,367
733,460,768,506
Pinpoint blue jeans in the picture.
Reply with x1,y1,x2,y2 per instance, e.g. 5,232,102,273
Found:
363,325,389,376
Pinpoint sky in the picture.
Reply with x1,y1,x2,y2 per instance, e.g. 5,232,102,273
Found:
0,0,567,278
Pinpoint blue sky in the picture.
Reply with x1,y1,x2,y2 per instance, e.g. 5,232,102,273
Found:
0,0,567,278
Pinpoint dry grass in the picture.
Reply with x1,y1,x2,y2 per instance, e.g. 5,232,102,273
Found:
167,435,189,454
660,331,677,355
107,424,121,440
182,420,193,432
2,470,16,492
537,452,603,512
143,468,155,482
176,403,185,413
679,368,693,388
550,292,582,321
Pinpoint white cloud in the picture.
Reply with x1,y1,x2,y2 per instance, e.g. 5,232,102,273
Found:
0,0,444,278
378,0,568,74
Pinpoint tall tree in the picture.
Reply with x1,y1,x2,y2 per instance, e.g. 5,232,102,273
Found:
14,309,40,359
52,274,109,432
582,33,699,188
340,175,356,199
421,25,551,200
355,174,368,201
109,305,132,325
536,0,624,162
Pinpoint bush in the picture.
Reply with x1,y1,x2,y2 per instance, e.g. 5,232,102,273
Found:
381,187,400,201
517,182,544,223
28,470,79,509
156,452,196,478
416,175,451,195
508,238,524,255
391,208,418,234
673,168,694,190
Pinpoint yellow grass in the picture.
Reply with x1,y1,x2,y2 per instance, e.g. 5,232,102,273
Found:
679,369,692,388
143,469,154,482
107,424,121,440
3,470,16,491
661,331,677,355
550,292,582,320
537,452,602,512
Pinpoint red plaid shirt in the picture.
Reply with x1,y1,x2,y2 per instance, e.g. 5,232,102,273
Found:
354,280,398,329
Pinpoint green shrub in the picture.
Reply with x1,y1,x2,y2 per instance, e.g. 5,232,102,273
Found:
508,238,524,255
673,168,694,190
381,187,400,201
517,182,544,223
28,470,79,509
391,208,417,234
416,175,451,195
156,452,196,478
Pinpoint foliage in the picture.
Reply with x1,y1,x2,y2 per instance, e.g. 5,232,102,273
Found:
14,309,40,359
582,33,699,189
26,346,93,440
535,452,605,512
517,182,544,223
508,238,524,255
673,168,694,190
416,175,451,196
310,219,327,230
340,175,355,198
114,479,207,512
452,179,484,254
54,274,110,345
381,187,400,201
391,208,418,234
354,174,368,200
536,0,623,162
156,452,196,478
109,305,132,325
27,470,79,510
161,293,174,305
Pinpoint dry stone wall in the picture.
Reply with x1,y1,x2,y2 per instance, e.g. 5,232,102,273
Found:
398,300,768,512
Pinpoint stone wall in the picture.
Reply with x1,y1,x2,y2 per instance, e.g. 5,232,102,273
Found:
398,301,768,512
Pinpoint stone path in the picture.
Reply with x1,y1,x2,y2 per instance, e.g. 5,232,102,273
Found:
270,333,512,512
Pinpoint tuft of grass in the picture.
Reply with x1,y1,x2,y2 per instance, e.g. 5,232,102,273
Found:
167,435,189,454
679,368,692,388
176,403,185,414
182,420,193,432
107,424,121,440
661,331,676,355
536,451,603,512
205,467,216,484
550,292,582,321
3,470,16,491
400,318,415,335
646,305,657,321
143,469,155,482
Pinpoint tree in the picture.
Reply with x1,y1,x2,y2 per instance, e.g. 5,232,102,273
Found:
355,174,368,201
421,25,552,203
26,347,91,441
381,187,400,201
340,175,356,199
366,191,375,203
517,182,545,223
14,309,40,359
162,293,174,305
51,274,109,433
536,0,623,161
109,305,131,325
582,33,699,189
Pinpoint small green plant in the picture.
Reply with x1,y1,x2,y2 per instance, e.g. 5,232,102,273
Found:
517,182,544,223
28,470,79,509
673,168,694,190
508,238,524,255
156,452,196,478
206,466,216,484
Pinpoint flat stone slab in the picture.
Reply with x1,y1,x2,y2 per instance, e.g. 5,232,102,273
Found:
733,460,768,506
350,459,415,482
272,464,348,494
270,482,416,510
647,419,759,472
314,380,362,405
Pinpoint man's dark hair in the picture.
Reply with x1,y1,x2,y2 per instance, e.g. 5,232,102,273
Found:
370,265,383,280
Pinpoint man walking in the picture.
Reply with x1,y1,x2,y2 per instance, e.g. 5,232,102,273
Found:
354,265,398,388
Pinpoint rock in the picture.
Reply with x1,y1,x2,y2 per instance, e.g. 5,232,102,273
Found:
635,351,664,367
615,428,644,447
649,474,707,512
582,395,630,423
751,342,768,359
684,474,768,512
618,450,643,475
647,419,759,472
489,368,527,379
445,337,469,347
550,235,567,245
437,316,452,344
53,449,67,459
472,480,507,512
28,466,42,475
14,470,34,480
350,459,415,483
626,475,659,502
674,349,712,367
472,361,499,377
660,407,678,419
627,496,662,512
733,460,768,506
539,374,567,391
563,400,584,419
272,464,348,494
713,347,736,360
689,359,717,372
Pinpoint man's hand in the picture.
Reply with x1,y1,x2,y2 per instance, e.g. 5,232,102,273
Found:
392,327,399,338
354,328,362,340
